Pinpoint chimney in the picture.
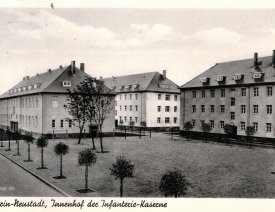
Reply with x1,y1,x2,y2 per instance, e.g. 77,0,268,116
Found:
80,63,85,71
71,60,75,74
26,76,29,80
59,65,63,69
48,69,52,73
163,70,166,79
100,76,103,81
272,50,275,67
254,52,258,67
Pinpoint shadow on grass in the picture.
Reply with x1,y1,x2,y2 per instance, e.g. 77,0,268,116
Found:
37,167,48,170
23,160,33,162
13,154,21,156
53,176,67,179
76,188,95,193
95,151,110,154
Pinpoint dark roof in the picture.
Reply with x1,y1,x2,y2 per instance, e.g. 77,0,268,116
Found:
180,55,275,89
103,72,179,94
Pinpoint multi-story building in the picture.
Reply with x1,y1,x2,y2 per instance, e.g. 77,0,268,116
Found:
180,50,275,139
103,71,180,130
0,61,115,137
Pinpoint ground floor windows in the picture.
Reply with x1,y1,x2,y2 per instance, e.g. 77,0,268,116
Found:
230,112,235,120
157,117,161,123
266,123,272,132
253,122,258,132
220,121,224,129
165,117,170,123
52,119,55,128
60,119,64,128
240,122,246,131
210,120,214,129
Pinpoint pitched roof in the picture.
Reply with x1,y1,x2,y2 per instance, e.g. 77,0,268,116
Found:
103,72,179,94
180,55,275,89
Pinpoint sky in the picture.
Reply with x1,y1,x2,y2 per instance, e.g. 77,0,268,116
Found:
1,2,275,94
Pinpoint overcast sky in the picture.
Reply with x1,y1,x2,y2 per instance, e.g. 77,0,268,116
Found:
1,6,275,94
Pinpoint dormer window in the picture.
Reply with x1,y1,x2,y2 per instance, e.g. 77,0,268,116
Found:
62,81,71,87
159,84,172,89
125,85,131,89
216,76,225,82
200,77,210,84
18,88,22,92
23,87,26,91
253,73,264,79
119,86,124,90
132,84,139,89
28,85,32,90
233,74,243,81
34,84,38,89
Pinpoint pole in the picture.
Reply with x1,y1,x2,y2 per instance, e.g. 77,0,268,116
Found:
139,127,141,139
149,129,151,138
125,127,126,139
84,129,86,139
53,130,55,142
113,129,115,139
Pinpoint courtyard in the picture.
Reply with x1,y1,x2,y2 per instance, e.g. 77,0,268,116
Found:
0,132,275,197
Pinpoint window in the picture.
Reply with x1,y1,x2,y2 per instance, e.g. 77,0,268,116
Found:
135,117,138,123
69,119,72,128
135,94,138,100
192,91,196,98
210,105,215,113
115,101,117,106
231,98,235,106
201,90,205,98
192,105,196,113
200,120,205,127
125,94,127,100
165,95,170,101
267,105,272,114
174,106,177,112
210,120,214,129
230,88,235,92
253,122,258,132
241,105,246,113
221,89,225,97
60,120,64,128
241,122,246,131
165,117,170,123
267,87,273,96
125,105,127,111
230,112,235,120
51,96,58,108
130,105,132,111
124,116,127,122
130,117,132,122
241,88,246,96
253,87,259,96
119,95,122,100
135,105,138,111
157,117,161,123
130,94,132,100
253,105,258,114
165,106,170,112
173,117,177,124
62,81,71,87
220,121,224,129
210,90,215,98
158,94,161,100
120,105,122,111
35,97,38,108
220,105,225,113
191,119,196,127
201,105,205,112
266,123,272,132
157,106,161,112
174,95,178,101
52,120,55,128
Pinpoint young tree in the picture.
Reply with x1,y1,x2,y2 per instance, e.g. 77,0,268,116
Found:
159,169,190,198
78,148,97,191
13,131,22,156
201,122,212,142
54,142,69,179
64,90,88,144
0,128,4,147
140,121,147,135
119,120,124,132
77,76,114,153
246,126,255,149
24,134,34,162
36,137,49,169
129,121,135,134
6,129,12,151
110,156,135,197
183,121,194,140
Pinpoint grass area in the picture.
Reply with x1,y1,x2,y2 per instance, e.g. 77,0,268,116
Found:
0,132,275,197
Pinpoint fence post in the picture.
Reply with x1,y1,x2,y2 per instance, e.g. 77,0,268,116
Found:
139,127,141,139
113,129,115,139
149,129,151,138
125,127,126,139
171,127,173,140
66,130,68,139
52,130,55,142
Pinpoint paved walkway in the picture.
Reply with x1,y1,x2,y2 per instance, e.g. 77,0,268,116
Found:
0,154,63,196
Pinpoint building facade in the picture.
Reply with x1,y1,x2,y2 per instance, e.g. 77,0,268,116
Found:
0,61,115,137
104,71,180,129
180,51,275,138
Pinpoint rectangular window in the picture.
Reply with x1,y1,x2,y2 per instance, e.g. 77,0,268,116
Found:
173,117,177,124
201,120,205,127
191,119,196,127
125,105,127,111
35,97,38,108
220,121,224,129
241,105,246,113
174,95,178,101
266,123,272,132
210,105,215,113
157,117,161,123
253,87,259,96
165,95,170,101
69,119,72,128
192,91,196,98
130,94,132,100
52,120,55,128
119,95,122,100
124,116,127,122
210,90,215,98
267,87,273,96
157,106,161,112
230,88,235,92
201,90,205,98
201,105,205,112
241,122,246,131
130,117,132,122
135,94,138,100
135,117,138,123
165,106,170,112
210,120,214,129
220,105,225,113
135,105,138,111
115,101,117,106
267,105,272,114
158,94,161,100
241,88,246,96
174,106,177,112
231,98,235,106
51,96,58,108
253,122,258,132
125,94,127,100
230,112,235,120
120,105,122,111
130,105,132,111
165,117,170,123
221,89,225,97
60,120,64,128
253,105,258,114
192,105,196,113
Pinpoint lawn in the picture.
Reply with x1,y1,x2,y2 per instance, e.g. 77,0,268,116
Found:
0,132,275,197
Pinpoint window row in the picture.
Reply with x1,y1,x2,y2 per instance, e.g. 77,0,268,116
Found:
119,116,138,124
52,119,73,128
119,105,138,112
20,115,38,128
157,106,178,112
119,93,139,101
158,94,178,101
157,117,177,124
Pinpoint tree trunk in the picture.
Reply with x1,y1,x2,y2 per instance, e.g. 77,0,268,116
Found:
41,148,44,168
85,165,88,191
8,138,10,151
60,154,63,177
28,143,30,161
99,125,104,152
120,178,123,197
17,140,20,155
78,127,83,144
91,136,96,150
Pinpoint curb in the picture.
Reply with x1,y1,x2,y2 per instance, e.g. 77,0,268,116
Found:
0,151,70,197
